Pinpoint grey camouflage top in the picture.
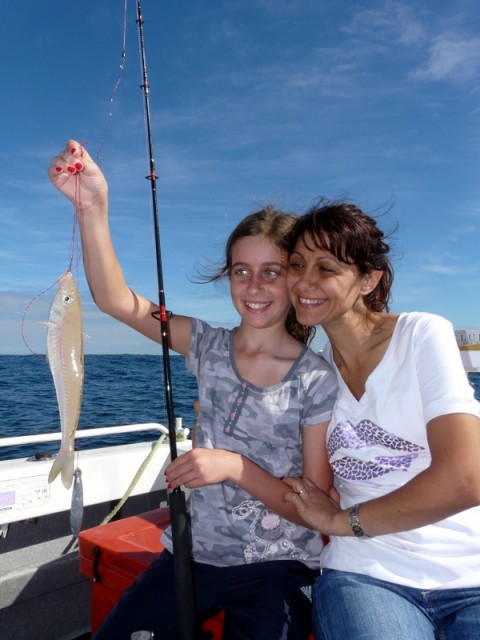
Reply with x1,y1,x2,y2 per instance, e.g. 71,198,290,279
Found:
161,319,338,568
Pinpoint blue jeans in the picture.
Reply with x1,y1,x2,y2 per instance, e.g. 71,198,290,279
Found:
313,569,480,640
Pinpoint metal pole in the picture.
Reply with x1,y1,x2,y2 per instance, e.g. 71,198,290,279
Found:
136,2,197,638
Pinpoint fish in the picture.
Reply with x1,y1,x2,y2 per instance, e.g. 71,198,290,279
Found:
44,270,84,490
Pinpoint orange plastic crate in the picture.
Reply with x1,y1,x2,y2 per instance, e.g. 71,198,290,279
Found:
79,507,313,638
79,508,171,633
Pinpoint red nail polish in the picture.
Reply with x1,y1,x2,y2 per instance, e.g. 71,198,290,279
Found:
70,147,77,154
167,483,172,489
55,167,62,173
67,166,76,174
74,162,83,171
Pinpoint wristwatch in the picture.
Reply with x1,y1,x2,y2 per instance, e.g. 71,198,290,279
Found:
348,503,370,539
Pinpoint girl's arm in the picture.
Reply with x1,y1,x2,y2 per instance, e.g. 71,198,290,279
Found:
301,422,332,493
165,421,331,526
48,140,192,356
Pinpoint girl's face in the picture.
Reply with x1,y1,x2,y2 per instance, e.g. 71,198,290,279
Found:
287,233,374,329
229,235,291,330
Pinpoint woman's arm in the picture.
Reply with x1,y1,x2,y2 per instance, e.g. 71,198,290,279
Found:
286,412,480,536
165,421,331,526
48,140,192,356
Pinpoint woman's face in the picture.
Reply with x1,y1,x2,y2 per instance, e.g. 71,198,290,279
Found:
287,233,373,329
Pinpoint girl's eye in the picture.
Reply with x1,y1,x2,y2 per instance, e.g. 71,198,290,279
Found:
233,267,250,277
264,269,280,279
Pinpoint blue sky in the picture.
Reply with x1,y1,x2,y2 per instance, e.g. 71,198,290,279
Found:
1,0,479,355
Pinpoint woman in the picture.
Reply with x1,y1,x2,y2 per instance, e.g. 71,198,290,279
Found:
48,142,338,639
285,200,480,640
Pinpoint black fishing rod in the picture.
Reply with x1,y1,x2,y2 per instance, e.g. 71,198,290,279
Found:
136,2,197,639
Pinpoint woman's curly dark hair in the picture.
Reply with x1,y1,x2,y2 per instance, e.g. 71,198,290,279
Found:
288,199,394,312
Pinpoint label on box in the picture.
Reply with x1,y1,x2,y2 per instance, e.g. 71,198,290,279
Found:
0,475,50,511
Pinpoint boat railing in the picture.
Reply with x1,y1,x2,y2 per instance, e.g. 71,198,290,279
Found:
0,421,171,448
0,422,191,525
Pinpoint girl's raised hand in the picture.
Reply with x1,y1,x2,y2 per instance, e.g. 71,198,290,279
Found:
48,139,108,213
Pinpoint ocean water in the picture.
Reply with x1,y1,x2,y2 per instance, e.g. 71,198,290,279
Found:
1,355,479,462
0,354,199,461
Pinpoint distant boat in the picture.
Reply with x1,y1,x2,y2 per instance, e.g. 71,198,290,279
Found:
455,329,480,372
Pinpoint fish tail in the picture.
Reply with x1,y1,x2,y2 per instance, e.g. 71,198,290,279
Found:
48,451,74,489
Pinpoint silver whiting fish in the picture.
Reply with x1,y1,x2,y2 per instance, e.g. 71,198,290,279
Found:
45,270,84,490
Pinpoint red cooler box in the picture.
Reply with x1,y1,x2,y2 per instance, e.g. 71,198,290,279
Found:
79,508,312,638
78,507,224,637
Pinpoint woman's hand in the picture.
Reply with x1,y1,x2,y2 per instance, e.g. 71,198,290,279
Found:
284,476,347,535
165,448,242,489
48,139,108,213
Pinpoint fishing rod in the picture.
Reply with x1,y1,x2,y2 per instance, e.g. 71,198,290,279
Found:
135,2,197,639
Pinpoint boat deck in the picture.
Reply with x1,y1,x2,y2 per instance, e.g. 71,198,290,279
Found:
1,492,166,640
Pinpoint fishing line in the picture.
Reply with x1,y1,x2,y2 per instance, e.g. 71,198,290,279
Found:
70,1,129,521
21,276,63,355
21,5,129,504
21,180,81,355
22,0,129,352
96,0,129,167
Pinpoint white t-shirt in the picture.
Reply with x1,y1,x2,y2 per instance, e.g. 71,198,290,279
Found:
321,312,480,589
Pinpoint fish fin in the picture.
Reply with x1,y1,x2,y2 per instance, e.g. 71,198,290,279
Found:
36,321,55,329
48,452,74,489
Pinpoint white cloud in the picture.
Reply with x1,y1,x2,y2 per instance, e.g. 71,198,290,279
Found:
342,1,426,46
420,256,476,276
412,35,480,84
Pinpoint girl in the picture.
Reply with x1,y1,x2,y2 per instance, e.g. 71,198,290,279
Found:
285,200,480,640
48,142,338,640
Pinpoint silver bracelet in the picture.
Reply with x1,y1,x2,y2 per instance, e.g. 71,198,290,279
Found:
348,503,370,539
